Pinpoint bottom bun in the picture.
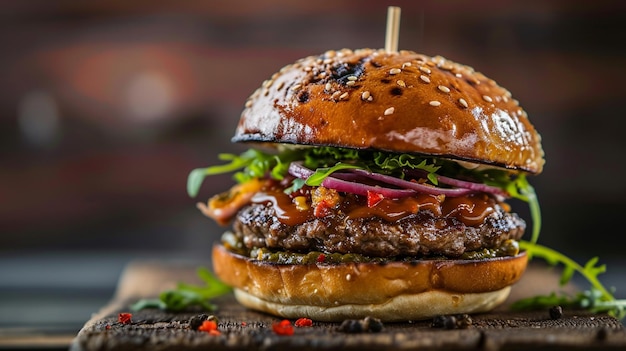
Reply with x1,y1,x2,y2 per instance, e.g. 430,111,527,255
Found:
212,244,527,321
233,286,511,322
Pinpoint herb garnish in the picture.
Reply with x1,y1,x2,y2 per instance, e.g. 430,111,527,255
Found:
131,268,231,312
512,241,626,318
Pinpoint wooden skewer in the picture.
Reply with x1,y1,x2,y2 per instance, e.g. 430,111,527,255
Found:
385,6,401,53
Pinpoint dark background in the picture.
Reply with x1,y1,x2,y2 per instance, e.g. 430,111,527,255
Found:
1,0,625,346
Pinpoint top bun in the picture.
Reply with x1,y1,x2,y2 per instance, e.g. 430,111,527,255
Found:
233,48,544,174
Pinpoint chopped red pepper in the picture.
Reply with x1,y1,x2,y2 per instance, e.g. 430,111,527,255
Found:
118,313,132,324
198,320,218,333
295,318,313,327
367,191,384,208
313,201,332,217
272,319,294,336
317,253,326,263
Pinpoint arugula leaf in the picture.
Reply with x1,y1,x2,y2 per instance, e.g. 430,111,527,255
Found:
479,171,541,244
515,241,625,318
187,148,302,198
131,267,231,312
305,163,363,186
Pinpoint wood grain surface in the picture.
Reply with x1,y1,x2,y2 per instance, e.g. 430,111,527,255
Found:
70,260,626,351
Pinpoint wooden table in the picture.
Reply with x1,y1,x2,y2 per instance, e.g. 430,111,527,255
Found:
70,260,626,351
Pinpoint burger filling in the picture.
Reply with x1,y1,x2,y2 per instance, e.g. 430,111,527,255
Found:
191,146,539,263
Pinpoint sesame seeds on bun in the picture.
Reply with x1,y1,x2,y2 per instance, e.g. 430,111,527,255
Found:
233,48,545,174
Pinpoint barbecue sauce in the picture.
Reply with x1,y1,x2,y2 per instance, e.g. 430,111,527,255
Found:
251,185,498,227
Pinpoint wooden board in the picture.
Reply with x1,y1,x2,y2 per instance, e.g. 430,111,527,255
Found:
70,260,626,351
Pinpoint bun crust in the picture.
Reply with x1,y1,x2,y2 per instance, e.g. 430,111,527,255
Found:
212,244,528,321
233,49,544,174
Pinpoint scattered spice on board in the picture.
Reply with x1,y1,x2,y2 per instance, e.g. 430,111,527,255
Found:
118,313,132,324
198,320,221,335
272,320,294,335
295,318,313,327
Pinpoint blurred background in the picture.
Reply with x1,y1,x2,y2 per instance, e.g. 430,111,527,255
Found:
1,0,625,348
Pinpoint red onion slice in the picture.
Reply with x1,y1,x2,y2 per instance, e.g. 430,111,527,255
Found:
288,162,417,198
348,169,474,197
405,169,509,198
287,162,504,199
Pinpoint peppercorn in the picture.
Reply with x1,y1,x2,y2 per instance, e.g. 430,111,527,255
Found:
337,316,383,333
432,315,456,329
189,314,209,330
363,316,384,332
455,314,472,329
338,319,363,333
549,306,563,320
431,314,474,329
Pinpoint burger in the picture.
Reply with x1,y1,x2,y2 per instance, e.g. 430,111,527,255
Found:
188,48,544,321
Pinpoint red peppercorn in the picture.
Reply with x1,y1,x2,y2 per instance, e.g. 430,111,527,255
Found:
118,313,132,324
198,320,218,333
272,319,294,335
295,318,313,327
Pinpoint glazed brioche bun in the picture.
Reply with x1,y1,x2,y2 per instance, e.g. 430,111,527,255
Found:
234,48,544,174
212,244,528,322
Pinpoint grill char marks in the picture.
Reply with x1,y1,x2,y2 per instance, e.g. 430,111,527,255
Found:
331,59,366,85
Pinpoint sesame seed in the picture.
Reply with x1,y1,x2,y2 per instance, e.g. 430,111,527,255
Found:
263,89,270,96
482,95,493,102
384,107,395,115
339,92,349,100
325,82,332,91
402,62,412,69
361,91,371,100
437,85,450,93
263,79,273,88
245,99,253,108
429,100,441,106
459,98,468,108
347,75,357,81
367,96,373,101
389,68,402,75
331,91,341,99
318,72,327,78
276,81,285,91
397,80,406,87
346,80,356,86
419,66,431,74
323,58,333,64
304,66,312,72
346,274,352,281
292,83,302,91
502,96,509,103
419,75,431,83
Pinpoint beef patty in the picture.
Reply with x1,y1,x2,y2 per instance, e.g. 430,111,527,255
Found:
233,202,525,258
